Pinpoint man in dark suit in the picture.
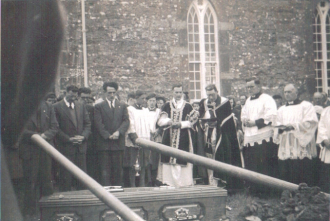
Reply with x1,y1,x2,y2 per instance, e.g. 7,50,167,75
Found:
19,100,59,218
94,82,129,186
53,85,91,191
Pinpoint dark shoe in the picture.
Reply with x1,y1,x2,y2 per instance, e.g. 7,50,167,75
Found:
154,180,164,187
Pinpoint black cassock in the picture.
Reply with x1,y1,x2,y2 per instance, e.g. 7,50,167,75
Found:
197,95,242,190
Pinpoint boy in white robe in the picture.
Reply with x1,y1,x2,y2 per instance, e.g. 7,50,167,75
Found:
275,84,318,186
125,91,151,187
144,93,162,186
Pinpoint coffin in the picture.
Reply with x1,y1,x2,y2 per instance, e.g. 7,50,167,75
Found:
39,185,227,221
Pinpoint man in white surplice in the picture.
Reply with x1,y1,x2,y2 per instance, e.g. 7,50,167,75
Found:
316,106,330,193
274,84,318,186
241,78,278,194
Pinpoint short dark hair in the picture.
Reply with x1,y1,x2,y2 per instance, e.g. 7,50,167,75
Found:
146,93,157,101
156,96,166,103
245,77,260,85
78,87,91,96
172,83,183,90
66,85,79,93
103,82,118,91
192,101,200,106
57,94,65,102
135,90,146,99
45,92,56,100
127,92,136,101
273,95,282,100
205,84,218,92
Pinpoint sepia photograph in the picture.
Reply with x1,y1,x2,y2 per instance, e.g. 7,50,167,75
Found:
2,0,330,220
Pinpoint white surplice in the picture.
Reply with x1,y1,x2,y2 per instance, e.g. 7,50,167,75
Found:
241,93,277,146
316,106,330,164
143,107,162,142
275,101,318,160
125,106,160,147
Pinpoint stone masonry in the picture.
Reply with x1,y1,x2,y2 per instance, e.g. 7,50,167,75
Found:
58,0,318,102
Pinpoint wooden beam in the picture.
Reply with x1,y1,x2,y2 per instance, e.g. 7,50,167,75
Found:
32,134,145,221
136,138,330,198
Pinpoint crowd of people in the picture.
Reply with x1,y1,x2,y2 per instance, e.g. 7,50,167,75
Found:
18,78,330,218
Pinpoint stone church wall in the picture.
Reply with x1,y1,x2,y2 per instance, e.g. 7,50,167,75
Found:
58,0,317,102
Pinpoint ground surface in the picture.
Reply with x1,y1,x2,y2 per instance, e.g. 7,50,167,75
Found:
226,193,281,221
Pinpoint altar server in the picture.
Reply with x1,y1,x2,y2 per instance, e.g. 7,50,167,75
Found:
125,91,157,187
241,78,278,194
275,84,318,186
145,93,162,186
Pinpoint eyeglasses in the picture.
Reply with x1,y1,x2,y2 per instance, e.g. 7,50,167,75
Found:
107,92,116,94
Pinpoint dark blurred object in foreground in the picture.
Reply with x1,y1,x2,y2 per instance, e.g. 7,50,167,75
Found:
1,0,64,220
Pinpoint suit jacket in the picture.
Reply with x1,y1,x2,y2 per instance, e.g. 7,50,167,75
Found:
85,103,96,151
53,99,91,155
94,99,129,151
77,100,96,150
20,101,59,160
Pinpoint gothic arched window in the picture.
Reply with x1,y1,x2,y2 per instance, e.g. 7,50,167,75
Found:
188,0,219,100
314,1,330,93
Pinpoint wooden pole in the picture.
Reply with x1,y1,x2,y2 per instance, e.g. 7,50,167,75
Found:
81,0,88,87
31,134,145,221
136,138,330,197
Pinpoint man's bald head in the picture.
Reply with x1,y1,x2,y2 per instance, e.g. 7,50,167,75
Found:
313,92,323,106
284,84,298,102
284,84,297,92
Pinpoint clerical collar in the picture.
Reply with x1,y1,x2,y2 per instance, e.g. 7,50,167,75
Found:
286,99,302,106
135,103,143,110
250,92,261,100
